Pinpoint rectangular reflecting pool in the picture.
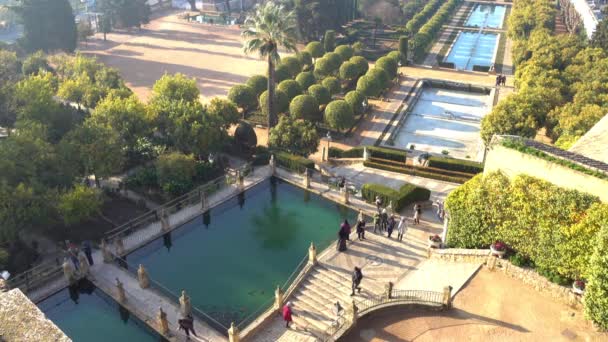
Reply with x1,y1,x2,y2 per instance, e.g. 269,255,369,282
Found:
445,32,498,71
126,178,356,327
38,280,162,342
465,4,506,29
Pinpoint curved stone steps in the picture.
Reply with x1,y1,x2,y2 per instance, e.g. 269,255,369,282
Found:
290,299,333,332
309,270,352,294
319,265,385,294
303,276,352,304
290,313,325,340
294,286,338,319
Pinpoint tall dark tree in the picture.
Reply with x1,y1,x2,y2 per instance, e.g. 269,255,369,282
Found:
97,0,150,30
592,17,608,52
11,0,77,53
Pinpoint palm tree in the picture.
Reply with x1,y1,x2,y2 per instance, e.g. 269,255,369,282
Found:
241,2,297,134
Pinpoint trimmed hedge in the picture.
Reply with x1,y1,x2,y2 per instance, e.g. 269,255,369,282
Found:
329,146,364,158
296,71,316,90
361,183,431,212
364,161,469,183
472,65,491,72
427,156,483,174
329,146,406,162
275,151,315,173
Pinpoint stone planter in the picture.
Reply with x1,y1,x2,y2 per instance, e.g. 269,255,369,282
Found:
572,282,585,295
490,245,506,258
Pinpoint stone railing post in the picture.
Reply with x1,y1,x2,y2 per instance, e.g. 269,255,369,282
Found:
228,322,240,342
115,237,125,256
78,253,89,277
160,210,170,232
237,170,245,192
363,147,369,161
179,290,192,317
349,299,358,325
269,154,276,175
116,278,126,303
274,286,283,311
443,285,453,309
158,307,169,335
101,239,113,263
384,282,393,300
343,187,350,204
200,190,208,211
487,254,497,271
62,259,76,285
137,264,150,289
303,169,310,189
308,242,317,265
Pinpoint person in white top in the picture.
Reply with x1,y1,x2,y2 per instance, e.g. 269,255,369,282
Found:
397,216,407,241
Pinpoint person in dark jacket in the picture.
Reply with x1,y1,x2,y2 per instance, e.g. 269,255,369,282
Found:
356,219,366,240
351,267,363,296
82,240,93,266
337,221,350,252
387,215,396,238
178,314,197,339
340,219,351,241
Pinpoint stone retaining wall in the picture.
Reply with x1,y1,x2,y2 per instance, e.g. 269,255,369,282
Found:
430,248,584,310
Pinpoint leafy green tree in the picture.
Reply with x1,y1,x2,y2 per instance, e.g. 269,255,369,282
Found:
0,183,56,243
22,51,50,76
480,93,543,144
99,0,150,29
398,36,408,64
322,76,341,96
334,45,354,60
259,89,289,116
156,152,196,197
289,94,320,122
305,41,324,62
344,90,366,115
206,98,240,130
278,79,302,102
168,101,226,158
90,94,150,147
295,71,316,90
307,84,331,106
151,73,200,103
242,2,298,132
246,75,268,97
323,30,336,53
324,100,354,132
584,222,608,329
0,50,20,133
228,84,258,115
77,21,94,44
12,0,77,52
592,18,608,52
269,116,319,156
58,185,103,226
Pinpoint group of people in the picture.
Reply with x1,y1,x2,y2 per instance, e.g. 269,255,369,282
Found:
64,240,94,271
495,74,507,87
434,200,446,221
372,210,407,241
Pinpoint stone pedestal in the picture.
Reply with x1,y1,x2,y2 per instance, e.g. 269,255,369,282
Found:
443,285,453,308
101,240,113,263
78,253,89,276
349,299,358,325
384,282,393,300
237,170,245,192
179,290,192,317
228,322,240,342
158,307,169,335
200,190,208,211
269,155,276,175
487,255,497,271
308,242,317,265
115,237,125,256
274,286,283,311
363,147,369,161
116,278,126,303
343,188,350,204
62,259,76,285
160,211,170,232
137,264,150,289
303,170,310,189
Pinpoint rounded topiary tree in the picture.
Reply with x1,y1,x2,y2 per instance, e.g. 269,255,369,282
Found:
297,51,313,69
322,77,341,96
313,58,334,79
367,67,390,89
376,56,398,79
228,84,257,114
247,75,268,97
234,121,257,151
277,79,302,102
387,51,402,64
260,89,289,116
305,41,324,62
325,100,354,132
274,64,291,83
289,94,320,122
344,90,366,115
280,56,303,78
308,84,332,106
352,42,365,56
339,61,359,82
324,52,343,70
324,30,336,54
296,71,316,90
584,224,608,330
349,56,369,77
356,75,381,97
334,45,354,61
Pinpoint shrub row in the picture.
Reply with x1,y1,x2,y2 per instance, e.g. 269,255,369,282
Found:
361,183,431,212
427,156,483,174
404,0,444,34
275,151,315,173
328,146,407,163
410,0,462,61
363,161,469,184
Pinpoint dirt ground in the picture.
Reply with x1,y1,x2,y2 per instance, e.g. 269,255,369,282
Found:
80,9,267,102
341,268,605,342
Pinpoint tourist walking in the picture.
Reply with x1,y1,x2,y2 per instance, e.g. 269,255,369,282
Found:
397,217,406,241
351,267,363,296
178,314,198,339
357,210,364,224
501,74,507,86
82,240,93,266
387,215,396,238
373,212,380,233
332,301,343,326
356,219,366,240
337,222,349,252
375,196,383,213
381,208,388,231
495,74,501,87
282,302,293,328
413,204,422,225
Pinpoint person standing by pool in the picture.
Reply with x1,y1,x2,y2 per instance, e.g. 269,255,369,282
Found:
341,219,351,241
356,218,366,240
82,240,93,266
351,267,363,296
178,314,198,339
397,217,407,241
282,302,293,328
373,212,380,233
337,222,349,252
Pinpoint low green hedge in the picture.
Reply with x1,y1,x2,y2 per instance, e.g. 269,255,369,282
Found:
361,183,431,212
364,161,469,184
329,146,364,158
472,65,491,72
427,156,483,174
275,151,315,173
328,146,406,162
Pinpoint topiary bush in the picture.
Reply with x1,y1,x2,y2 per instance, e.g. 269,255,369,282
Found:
376,56,399,79
274,64,291,83
324,30,336,54
280,56,303,78
356,75,381,97
296,71,316,90
297,51,313,69
308,84,332,106
324,52,343,70
259,89,289,116
324,100,354,132
361,183,431,212
399,36,408,65
334,45,354,61
313,58,335,79
289,94,320,122
277,79,302,102
305,41,324,60
234,121,257,150
350,56,369,76
322,76,341,96
228,84,257,113
367,67,391,89
275,151,316,173
247,75,268,97
339,61,360,82
387,51,402,64
344,90,366,115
